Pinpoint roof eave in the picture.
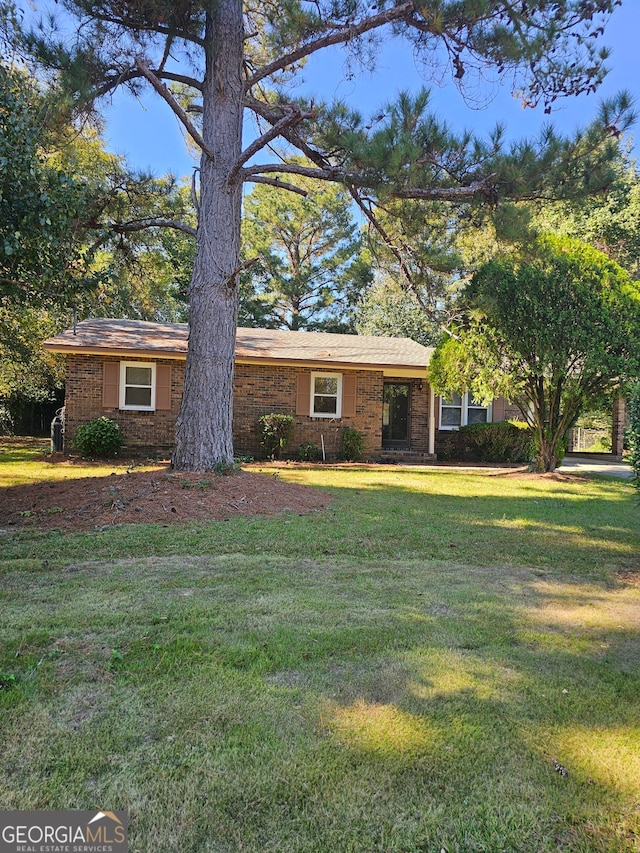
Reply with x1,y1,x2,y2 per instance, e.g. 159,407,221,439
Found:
44,343,429,375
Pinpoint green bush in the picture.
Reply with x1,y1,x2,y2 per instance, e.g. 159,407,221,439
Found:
258,413,294,459
627,383,640,493
298,441,322,462
340,427,365,462
72,417,123,458
441,421,535,463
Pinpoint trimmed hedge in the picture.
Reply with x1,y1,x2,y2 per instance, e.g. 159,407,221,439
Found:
440,421,535,463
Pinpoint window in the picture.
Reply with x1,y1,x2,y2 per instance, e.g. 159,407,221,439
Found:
440,393,463,428
439,392,491,430
120,362,156,411
467,394,490,425
311,372,342,418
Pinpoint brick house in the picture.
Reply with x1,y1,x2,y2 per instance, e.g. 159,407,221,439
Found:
44,318,517,460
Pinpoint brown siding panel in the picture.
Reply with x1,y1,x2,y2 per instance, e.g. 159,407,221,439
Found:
296,373,311,416
156,363,172,411
492,397,505,422
342,374,357,418
102,362,119,408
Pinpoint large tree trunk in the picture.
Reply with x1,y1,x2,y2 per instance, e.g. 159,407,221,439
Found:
535,444,558,473
172,0,244,471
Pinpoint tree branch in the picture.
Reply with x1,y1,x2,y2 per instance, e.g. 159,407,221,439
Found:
191,169,200,215
390,181,494,201
91,68,203,101
348,185,431,315
244,176,308,196
245,2,415,91
134,57,214,161
112,218,197,237
244,96,496,201
73,7,206,47
244,95,332,167
242,162,336,181
229,108,314,183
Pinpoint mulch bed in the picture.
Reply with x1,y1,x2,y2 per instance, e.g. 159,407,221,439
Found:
0,464,331,533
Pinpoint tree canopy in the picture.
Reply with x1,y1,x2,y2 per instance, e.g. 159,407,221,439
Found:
19,0,636,468
0,41,197,424
355,276,439,347
429,234,640,471
534,152,640,279
240,172,370,331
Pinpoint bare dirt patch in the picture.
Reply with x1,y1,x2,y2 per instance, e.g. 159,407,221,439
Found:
616,571,640,587
0,463,331,533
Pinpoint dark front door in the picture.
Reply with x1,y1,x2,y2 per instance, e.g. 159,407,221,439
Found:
382,383,410,448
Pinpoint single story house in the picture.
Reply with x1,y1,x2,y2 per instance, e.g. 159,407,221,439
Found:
44,318,520,460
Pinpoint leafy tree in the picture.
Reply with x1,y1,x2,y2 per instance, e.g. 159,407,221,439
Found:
0,305,65,428
25,0,634,469
355,276,439,347
627,384,640,495
1,56,195,311
241,171,370,331
534,153,640,278
1,53,197,424
0,63,97,304
429,235,640,472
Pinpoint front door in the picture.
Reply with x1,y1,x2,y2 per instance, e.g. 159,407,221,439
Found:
382,383,410,448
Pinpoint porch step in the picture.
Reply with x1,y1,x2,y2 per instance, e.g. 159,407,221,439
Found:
378,450,437,465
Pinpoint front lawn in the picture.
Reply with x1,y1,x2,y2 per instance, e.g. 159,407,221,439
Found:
1,448,638,852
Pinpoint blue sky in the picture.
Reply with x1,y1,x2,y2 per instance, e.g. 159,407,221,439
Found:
103,3,640,178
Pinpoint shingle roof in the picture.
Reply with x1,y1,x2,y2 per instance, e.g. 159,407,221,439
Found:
44,317,433,370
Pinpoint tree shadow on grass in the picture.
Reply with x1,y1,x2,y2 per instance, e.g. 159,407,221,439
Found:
1,550,639,851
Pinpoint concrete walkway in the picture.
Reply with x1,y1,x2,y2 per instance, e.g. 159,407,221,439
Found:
558,456,634,479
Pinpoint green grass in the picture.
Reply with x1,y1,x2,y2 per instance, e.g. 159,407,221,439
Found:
0,437,163,487
1,447,639,852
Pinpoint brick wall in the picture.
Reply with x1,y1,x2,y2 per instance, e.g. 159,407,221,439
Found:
233,366,431,459
65,355,182,456
63,355,432,460
234,364,383,459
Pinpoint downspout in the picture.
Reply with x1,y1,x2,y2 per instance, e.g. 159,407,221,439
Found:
429,385,436,457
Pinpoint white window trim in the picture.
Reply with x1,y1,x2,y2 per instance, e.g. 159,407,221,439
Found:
120,361,156,411
439,392,492,430
310,372,342,419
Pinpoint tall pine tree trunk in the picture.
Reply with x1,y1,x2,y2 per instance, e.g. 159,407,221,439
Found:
172,0,244,471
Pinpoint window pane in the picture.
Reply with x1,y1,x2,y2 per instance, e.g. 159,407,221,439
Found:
314,395,338,414
467,407,488,424
125,386,152,407
126,366,152,387
443,393,462,406
314,376,338,395
441,407,462,426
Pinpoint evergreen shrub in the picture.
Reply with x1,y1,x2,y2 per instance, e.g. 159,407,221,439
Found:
258,413,294,459
340,427,364,462
72,417,123,458
441,421,535,463
298,441,322,462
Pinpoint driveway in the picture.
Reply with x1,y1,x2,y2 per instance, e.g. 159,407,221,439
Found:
558,456,634,479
